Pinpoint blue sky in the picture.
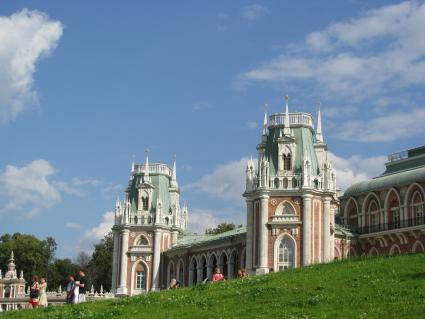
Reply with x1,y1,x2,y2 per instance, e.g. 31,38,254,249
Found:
1,0,424,258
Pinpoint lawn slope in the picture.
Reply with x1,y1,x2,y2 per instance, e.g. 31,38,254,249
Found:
3,253,425,319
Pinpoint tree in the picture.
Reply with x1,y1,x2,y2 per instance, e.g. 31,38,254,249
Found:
75,251,91,270
86,232,113,291
205,223,236,235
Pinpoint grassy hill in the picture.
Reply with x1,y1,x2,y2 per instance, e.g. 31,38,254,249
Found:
3,253,425,319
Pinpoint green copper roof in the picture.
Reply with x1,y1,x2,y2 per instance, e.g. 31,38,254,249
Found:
127,173,172,214
343,165,425,198
265,127,320,176
167,226,247,252
334,223,355,238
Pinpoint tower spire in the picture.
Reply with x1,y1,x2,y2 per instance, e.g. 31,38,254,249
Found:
262,104,268,135
144,149,150,182
316,102,323,143
171,154,178,188
284,95,291,135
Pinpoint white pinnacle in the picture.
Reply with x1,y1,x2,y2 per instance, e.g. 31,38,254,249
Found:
316,103,323,143
284,95,291,135
262,104,268,135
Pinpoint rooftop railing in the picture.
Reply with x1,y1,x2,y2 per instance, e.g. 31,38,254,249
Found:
134,163,173,176
345,216,425,235
269,112,314,128
387,150,408,162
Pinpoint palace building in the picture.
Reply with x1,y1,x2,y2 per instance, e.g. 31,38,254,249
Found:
340,146,425,257
111,98,425,295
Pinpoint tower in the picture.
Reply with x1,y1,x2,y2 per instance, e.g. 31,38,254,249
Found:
0,251,26,311
111,154,188,295
243,97,338,274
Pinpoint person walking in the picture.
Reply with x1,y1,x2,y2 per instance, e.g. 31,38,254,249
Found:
74,270,87,303
38,277,48,307
29,275,40,308
212,267,225,282
66,276,75,304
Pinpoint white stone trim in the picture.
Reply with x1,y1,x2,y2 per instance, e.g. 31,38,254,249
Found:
389,244,401,255
130,259,150,296
412,240,425,253
273,232,297,271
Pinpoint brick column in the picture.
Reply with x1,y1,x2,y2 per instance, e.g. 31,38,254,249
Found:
245,198,254,272
323,197,331,262
303,195,312,266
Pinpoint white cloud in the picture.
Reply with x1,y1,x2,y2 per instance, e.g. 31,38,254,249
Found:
183,157,251,202
237,1,425,101
84,211,114,241
246,121,259,129
329,152,387,191
336,108,425,142
101,183,124,199
0,9,63,124
65,222,83,230
0,160,61,216
187,208,229,234
241,4,269,20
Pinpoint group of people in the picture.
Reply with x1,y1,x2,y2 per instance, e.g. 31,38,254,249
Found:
29,275,48,308
28,270,86,308
168,266,249,289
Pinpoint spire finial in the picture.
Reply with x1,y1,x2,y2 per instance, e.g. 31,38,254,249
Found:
144,149,150,180
131,154,135,172
284,95,290,135
171,154,178,188
10,250,14,261
316,102,323,143
262,104,268,135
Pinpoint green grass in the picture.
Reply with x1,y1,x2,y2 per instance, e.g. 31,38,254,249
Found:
3,253,425,319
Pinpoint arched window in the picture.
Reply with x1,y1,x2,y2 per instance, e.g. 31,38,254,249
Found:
368,200,379,232
283,154,291,171
142,197,149,211
137,236,149,246
282,178,288,189
135,263,146,290
412,191,424,226
274,178,279,189
177,259,184,284
280,202,295,215
277,236,295,271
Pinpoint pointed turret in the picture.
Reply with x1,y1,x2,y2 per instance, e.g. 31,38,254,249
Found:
284,95,291,136
144,150,151,182
131,154,135,173
262,104,268,135
171,154,178,188
316,103,324,143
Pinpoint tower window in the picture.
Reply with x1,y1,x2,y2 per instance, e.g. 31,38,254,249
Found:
283,154,291,171
142,197,149,210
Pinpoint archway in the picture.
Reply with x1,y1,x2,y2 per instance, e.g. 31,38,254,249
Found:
389,244,401,256
189,257,198,286
369,247,379,256
176,259,184,285
229,250,238,278
412,240,425,253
